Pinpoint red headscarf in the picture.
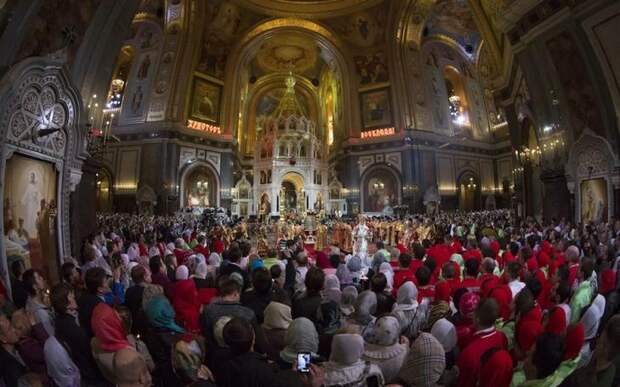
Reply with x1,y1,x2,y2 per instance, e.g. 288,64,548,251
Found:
545,307,567,335
564,323,585,360
91,303,129,352
172,279,201,333
212,239,225,254
479,349,513,387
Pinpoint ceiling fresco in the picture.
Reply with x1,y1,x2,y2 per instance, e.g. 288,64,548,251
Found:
231,0,384,19
424,0,481,57
255,33,319,74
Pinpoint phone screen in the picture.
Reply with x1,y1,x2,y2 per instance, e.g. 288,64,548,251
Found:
297,352,311,373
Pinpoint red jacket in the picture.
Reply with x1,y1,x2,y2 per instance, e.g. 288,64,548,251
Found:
417,285,435,303
457,328,508,387
427,244,453,270
461,277,481,293
393,268,416,296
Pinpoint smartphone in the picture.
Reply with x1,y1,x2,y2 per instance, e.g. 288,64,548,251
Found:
296,352,311,373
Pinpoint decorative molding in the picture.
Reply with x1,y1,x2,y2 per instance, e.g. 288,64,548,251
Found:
178,146,222,174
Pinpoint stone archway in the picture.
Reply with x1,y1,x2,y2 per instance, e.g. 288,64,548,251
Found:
179,161,220,209
360,164,401,214
0,58,86,286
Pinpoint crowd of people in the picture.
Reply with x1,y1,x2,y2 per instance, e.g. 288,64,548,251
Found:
0,209,619,387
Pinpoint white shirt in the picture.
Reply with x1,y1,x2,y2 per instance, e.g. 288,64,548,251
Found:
508,279,526,299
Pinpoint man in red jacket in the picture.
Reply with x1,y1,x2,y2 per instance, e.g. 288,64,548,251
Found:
457,298,508,387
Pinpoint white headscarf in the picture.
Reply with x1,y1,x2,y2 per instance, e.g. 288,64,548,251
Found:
208,253,222,267
430,318,457,353
263,302,292,330
393,281,419,311
193,262,208,280
330,334,365,365
175,265,189,281
379,262,394,291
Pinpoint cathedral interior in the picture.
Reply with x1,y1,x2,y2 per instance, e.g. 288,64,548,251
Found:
0,0,619,265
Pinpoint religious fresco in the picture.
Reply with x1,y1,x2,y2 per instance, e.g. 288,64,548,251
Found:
3,154,59,283
424,0,480,57
360,88,392,129
256,34,318,74
13,0,101,66
354,50,389,85
581,178,608,223
189,77,222,124
363,169,398,213
197,1,265,79
184,167,216,208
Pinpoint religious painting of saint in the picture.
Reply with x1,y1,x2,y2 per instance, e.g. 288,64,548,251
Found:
581,178,608,223
190,77,221,124
360,88,392,129
363,169,398,213
3,154,59,283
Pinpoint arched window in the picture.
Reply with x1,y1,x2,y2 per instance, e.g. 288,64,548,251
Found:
443,66,470,127
105,45,135,110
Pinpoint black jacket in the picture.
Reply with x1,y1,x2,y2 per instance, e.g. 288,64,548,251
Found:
217,352,283,387
143,328,183,387
54,312,105,384
124,284,148,335
291,293,322,323
77,292,102,338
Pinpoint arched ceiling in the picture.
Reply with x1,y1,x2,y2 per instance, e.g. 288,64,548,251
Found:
230,0,384,19
424,0,480,59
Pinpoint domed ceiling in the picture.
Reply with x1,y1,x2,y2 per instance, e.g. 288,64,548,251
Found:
256,33,319,74
231,0,384,18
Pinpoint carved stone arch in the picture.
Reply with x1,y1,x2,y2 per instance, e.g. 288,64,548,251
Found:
178,160,221,208
360,164,402,213
0,57,86,284
566,130,619,182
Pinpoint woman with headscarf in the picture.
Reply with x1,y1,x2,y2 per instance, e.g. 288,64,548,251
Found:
392,281,428,340
324,274,342,304
144,295,185,386
340,286,358,317
192,261,209,289
430,318,458,368
323,333,384,387
278,317,322,369
397,332,446,387
362,315,408,383
379,262,394,292
454,291,480,350
91,303,131,383
172,278,201,333
262,301,292,353
346,290,378,340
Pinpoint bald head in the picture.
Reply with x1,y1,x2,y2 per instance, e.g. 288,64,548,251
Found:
113,348,151,387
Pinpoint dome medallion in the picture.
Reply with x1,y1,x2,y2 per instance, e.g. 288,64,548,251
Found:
231,0,383,18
